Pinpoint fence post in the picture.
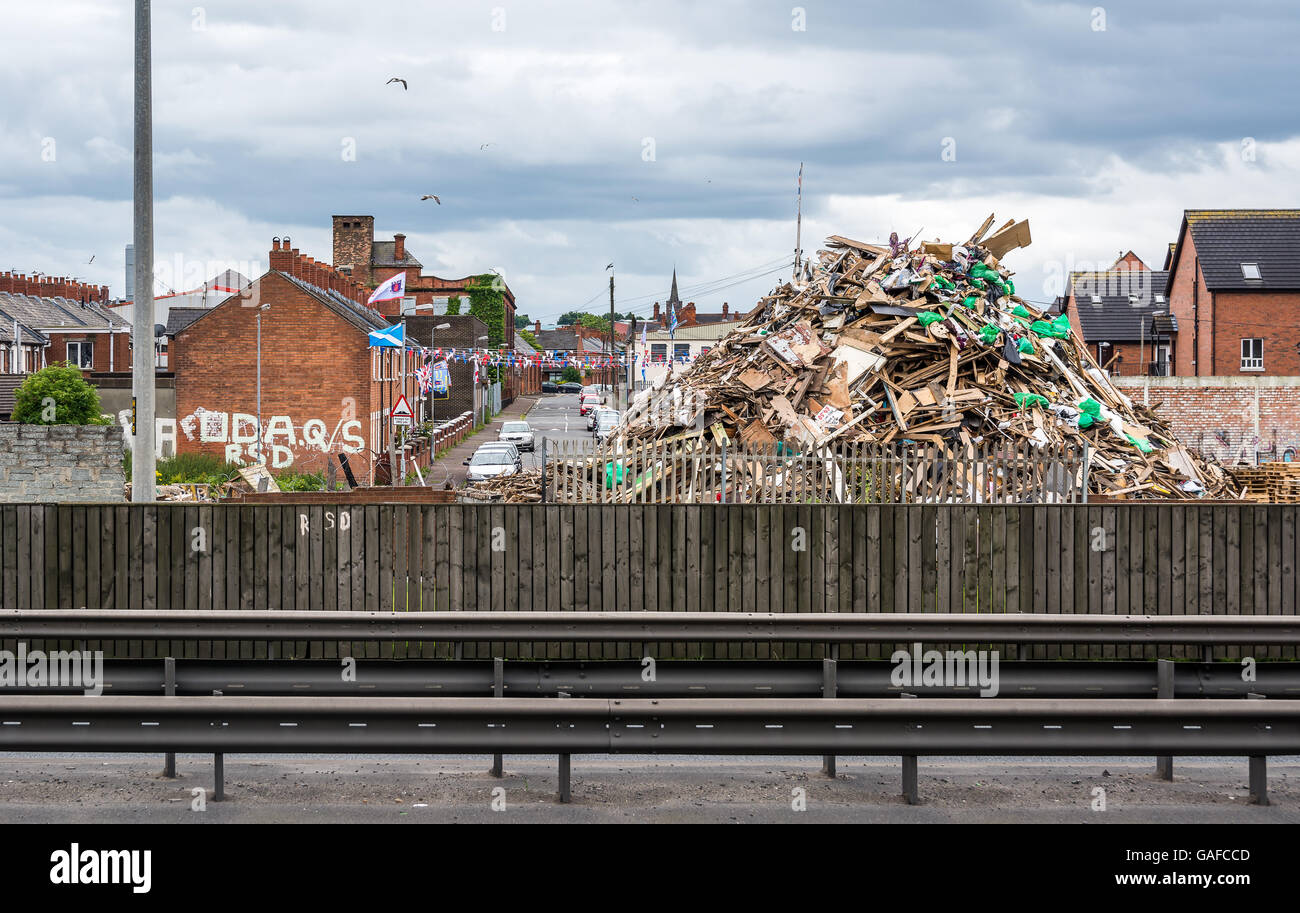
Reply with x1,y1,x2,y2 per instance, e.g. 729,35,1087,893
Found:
900,692,919,804
540,437,548,503
720,441,728,504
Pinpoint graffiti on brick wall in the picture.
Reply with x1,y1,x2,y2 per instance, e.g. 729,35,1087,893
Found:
1196,429,1299,465
177,408,366,468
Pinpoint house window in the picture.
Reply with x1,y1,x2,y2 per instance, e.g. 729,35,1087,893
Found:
1241,338,1264,371
66,341,93,369
1241,263,1261,280
650,343,667,363
673,343,691,361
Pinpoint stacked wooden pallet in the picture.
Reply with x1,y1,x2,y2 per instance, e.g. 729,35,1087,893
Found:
1233,463,1300,503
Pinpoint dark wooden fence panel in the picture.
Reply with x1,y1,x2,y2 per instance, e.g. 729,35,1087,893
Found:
3,502,1299,660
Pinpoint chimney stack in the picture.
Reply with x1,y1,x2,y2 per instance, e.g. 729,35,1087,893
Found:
534,319,541,333
394,233,406,261
722,302,729,318
653,302,661,321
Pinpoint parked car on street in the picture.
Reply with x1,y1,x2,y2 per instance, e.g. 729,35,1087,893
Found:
463,446,520,482
579,393,601,415
559,382,583,394
541,381,560,393
594,410,620,442
498,420,535,451
588,406,617,432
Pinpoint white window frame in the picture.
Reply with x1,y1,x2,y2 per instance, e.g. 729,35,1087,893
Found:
1241,263,1261,280
1241,338,1264,371
66,341,93,369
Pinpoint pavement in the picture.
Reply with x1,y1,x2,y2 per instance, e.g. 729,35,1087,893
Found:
1,754,1296,823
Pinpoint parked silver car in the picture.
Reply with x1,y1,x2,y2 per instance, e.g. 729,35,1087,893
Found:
498,420,535,452
464,446,520,482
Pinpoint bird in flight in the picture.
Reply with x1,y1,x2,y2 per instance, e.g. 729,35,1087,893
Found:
631,196,639,203
420,195,441,204
87,255,95,264
480,143,494,150
386,77,408,90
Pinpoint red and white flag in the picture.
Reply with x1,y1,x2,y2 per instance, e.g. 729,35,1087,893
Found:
367,273,406,306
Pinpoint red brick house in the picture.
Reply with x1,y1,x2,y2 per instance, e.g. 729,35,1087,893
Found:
0,273,129,374
1164,209,1300,376
331,215,517,349
1064,253,1174,376
172,239,421,479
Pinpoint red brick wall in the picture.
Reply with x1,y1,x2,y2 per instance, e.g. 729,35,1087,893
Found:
1114,376,1300,464
172,272,376,471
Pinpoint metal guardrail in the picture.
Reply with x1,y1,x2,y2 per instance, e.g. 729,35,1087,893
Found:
6,659,1300,700
4,611,1300,645
2,695,1297,756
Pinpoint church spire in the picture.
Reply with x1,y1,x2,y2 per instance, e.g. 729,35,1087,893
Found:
668,268,681,307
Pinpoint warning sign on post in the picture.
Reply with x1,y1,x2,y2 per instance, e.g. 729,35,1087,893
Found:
391,394,414,427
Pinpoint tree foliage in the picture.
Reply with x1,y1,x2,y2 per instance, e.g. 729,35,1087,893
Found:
466,274,505,348
561,365,582,383
445,295,462,315
12,363,108,425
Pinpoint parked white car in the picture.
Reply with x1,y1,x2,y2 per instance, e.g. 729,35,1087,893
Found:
464,446,520,482
498,420,535,452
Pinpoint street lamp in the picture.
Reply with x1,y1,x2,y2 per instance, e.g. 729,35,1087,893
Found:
430,322,450,468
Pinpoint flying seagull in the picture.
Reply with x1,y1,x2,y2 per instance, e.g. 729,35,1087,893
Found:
480,143,494,150
631,196,638,203
386,77,408,90
87,255,95,264
605,263,614,270
420,195,441,204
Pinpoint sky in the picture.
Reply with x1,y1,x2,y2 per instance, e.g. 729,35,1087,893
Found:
2,0,1298,324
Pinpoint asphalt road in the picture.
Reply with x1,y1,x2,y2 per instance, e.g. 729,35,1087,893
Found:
1,754,1295,823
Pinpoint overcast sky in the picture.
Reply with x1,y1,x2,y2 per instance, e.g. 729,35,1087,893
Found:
2,0,1297,322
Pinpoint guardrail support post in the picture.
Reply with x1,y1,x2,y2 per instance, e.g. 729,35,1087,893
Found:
1156,659,1174,781
821,650,838,778
1203,645,1213,665
557,690,572,803
901,692,919,805
212,689,225,801
1248,692,1268,806
490,658,504,778
162,657,176,778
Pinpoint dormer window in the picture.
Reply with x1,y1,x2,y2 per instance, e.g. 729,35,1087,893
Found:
1241,262,1261,280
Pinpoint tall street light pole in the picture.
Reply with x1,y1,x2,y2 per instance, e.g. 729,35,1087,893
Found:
131,0,156,501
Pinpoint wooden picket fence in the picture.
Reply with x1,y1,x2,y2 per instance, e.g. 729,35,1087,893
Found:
544,439,1089,504
1,502,1296,662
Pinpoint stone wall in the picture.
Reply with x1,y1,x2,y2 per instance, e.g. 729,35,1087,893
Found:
0,423,125,502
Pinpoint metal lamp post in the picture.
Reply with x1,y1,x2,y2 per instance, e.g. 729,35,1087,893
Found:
430,322,449,468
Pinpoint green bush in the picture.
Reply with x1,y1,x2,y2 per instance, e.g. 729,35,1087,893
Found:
276,471,325,492
126,452,244,485
12,363,109,425
561,365,582,383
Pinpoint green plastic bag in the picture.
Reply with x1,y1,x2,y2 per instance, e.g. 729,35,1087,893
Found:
1013,392,1049,409
1077,413,1095,429
961,295,981,309
1012,304,1033,319
603,461,625,488
1125,433,1154,454
1077,398,1101,417
1005,279,1015,295
1017,337,1034,354
979,324,999,344
917,311,944,326
1052,314,1072,335
930,274,955,291
1029,320,1054,336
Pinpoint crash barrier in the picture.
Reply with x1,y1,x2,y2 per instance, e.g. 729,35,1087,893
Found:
1,502,1297,660
0,695,1291,805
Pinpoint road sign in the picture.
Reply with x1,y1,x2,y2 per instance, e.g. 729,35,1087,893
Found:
391,394,414,427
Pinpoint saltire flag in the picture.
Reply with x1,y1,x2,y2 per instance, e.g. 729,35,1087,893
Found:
368,322,404,348
668,304,679,339
367,273,406,306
